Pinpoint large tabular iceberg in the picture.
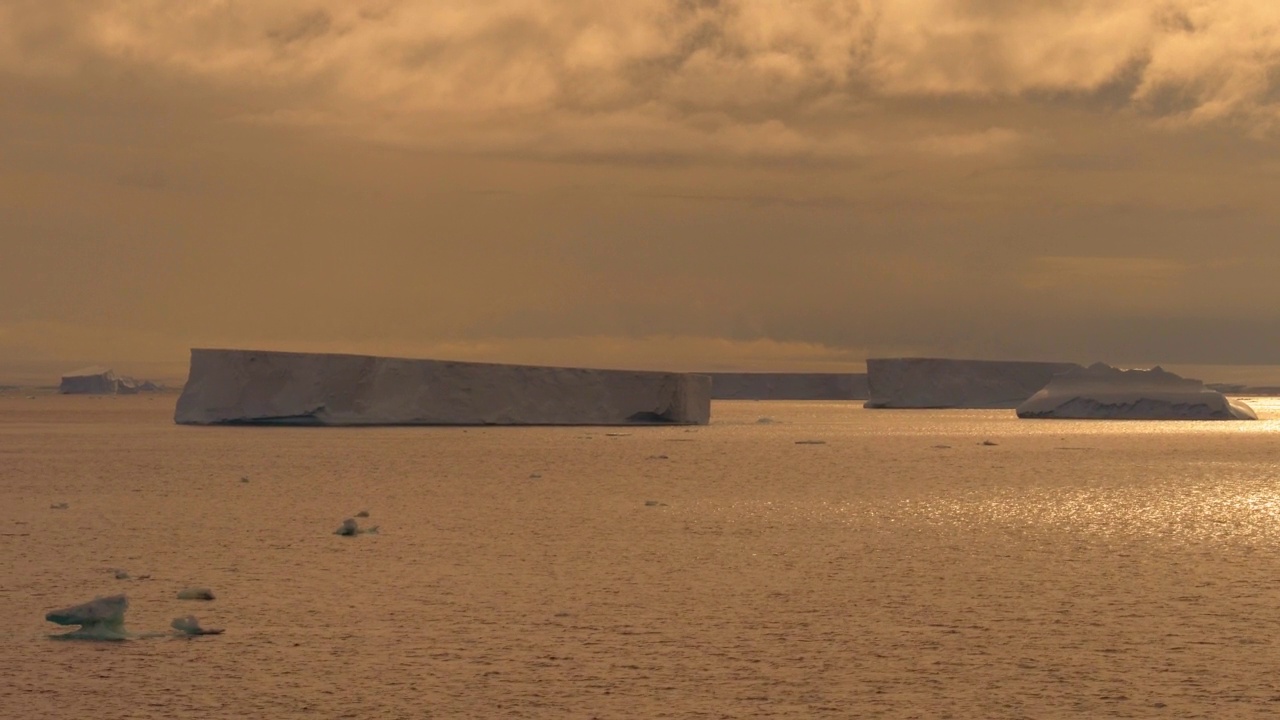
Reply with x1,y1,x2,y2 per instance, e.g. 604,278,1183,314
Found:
864,358,1083,409
707,372,869,400
1017,363,1257,420
175,349,711,426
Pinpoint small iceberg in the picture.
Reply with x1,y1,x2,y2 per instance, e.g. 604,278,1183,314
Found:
1017,363,1257,420
45,594,131,640
170,615,224,636
335,518,379,536
177,587,215,601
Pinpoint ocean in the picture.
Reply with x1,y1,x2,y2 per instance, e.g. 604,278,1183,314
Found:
4,394,1280,718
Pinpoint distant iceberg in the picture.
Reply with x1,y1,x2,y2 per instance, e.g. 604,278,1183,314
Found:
707,372,869,400
45,594,131,640
59,366,163,395
864,358,1083,409
1017,363,1257,420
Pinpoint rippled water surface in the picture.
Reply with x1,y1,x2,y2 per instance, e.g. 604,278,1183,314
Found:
5,395,1280,718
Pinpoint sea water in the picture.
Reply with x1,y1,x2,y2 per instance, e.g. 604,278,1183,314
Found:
4,394,1280,718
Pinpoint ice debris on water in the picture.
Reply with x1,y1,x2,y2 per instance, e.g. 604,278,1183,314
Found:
113,569,130,580
171,615,224,636
644,500,668,507
177,587,215,601
45,594,131,640
795,440,826,445
50,502,69,510
240,476,250,483
335,518,379,536
355,510,370,518
980,440,999,446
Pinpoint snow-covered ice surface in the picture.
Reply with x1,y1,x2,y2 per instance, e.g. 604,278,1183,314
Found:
864,357,1082,408
175,349,711,426
1018,363,1257,420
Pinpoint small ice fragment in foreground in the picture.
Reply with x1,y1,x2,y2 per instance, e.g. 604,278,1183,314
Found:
644,500,667,507
528,473,542,479
171,615,224,636
177,587,215,601
980,440,998,446
113,569,130,580
355,510,370,518
45,594,130,640
756,417,776,424
932,444,952,449
335,518,379,536
795,440,826,445
50,502,69,510
646,454,669,460
240,476,250,483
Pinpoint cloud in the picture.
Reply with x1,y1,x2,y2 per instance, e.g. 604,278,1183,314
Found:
5,1,1280,160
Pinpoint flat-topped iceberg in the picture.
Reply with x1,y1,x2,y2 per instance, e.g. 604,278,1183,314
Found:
864,358,1083,409
1017,363,1257,420
175,349,711,426
45,594,131,640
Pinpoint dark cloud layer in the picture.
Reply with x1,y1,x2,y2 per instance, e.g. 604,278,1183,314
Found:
3,1,1280,380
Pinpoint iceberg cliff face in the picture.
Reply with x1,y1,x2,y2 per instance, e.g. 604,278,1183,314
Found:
1017,363,1257,420
175,349,711,426
708,373,869,400
59,366,121,394
864,358,1083,409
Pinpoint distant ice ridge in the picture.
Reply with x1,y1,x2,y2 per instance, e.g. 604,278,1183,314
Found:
1017,363,1257,420
174,349,711,426
864,358,1083,409
45,595,131,640
707,372,869,400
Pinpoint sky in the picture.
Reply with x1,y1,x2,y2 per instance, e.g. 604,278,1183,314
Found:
4,1,1280,384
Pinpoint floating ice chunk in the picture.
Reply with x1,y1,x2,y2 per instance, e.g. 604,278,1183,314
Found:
644,500,668,507
177,587,215,600
795,440,826,445
355,510,370,518
335,518,379,536
45,594,130,640
50,502,69,510
170,615,224,636
113,569,130,580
